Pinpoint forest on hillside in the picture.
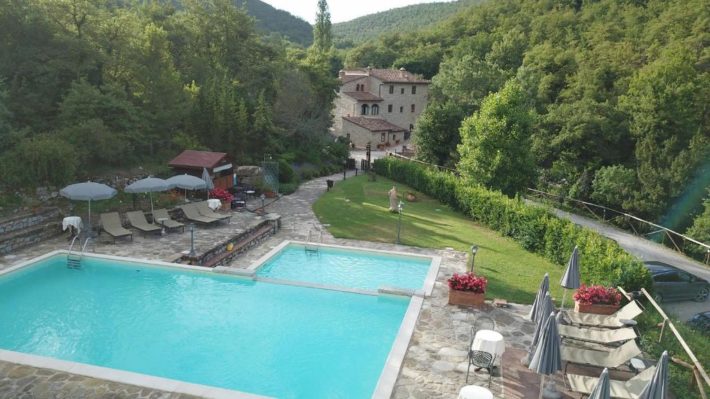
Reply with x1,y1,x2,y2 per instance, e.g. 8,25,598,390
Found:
333,0,481,47
346,0,709,236
0,0,344,191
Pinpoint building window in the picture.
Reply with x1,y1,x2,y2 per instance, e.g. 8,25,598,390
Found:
405,131,411,140
399,106,403,113
355,84,360,91
371,104,379,115
361,104,369,115
412,86,416,94
388,104,393,113
411,104,415,112
393,134,396,141
381,133,386,142
389,85,394,94
409,124,414,131
400,88,405,94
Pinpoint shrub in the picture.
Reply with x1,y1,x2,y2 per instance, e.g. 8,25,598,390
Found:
573,285,622,306
280,182,298,195
448,273,487,293
373,157,653,292
278,160,295,183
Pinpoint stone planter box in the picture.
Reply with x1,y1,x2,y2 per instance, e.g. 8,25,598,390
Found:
448,290,485,306
574,301,620,315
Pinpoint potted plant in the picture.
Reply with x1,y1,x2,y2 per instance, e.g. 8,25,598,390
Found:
448,272,487,306
209,188,234,210
406,192,416,202
573,284,622,315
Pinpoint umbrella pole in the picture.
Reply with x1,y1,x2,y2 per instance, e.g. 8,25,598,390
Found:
149,192,154,217
561,289,568,310
87,199,91,238
539,375,545,399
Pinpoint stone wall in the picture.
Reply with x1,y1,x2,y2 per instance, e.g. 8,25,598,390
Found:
0,208,63,255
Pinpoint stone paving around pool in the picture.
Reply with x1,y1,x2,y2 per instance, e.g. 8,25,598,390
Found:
0,171,546,398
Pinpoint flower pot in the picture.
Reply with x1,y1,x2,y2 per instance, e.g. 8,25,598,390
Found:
264,191,277,198
574,301,620,315
406,193,416,202
448,289,485,306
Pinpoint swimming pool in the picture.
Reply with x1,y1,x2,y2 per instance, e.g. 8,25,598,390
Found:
0,246,438,398
253,242,436,293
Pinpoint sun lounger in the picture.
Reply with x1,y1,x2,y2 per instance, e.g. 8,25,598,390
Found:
152,209,184,232
562,339,642,370
179,204,220,225
195,201,231,221
126,211,161,235
99,212,133,243
558,324,637,344
562,300,643,328
566,366,656,398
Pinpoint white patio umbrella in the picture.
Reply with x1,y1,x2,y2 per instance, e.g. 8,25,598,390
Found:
639,351,669,399
529,312,562,399
60,181,117,234
202,167,214,199
529,273,550,323
124,177,170,216
560,246,581,309
166,174,207,201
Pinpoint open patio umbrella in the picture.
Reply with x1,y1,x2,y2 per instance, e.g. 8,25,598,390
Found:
60,181,117,234
560,246,581,309
639,351,669,399
166,174,207,201
588,368,611,399
124,177,169,216
529,273,550,322
524,293,554,365
529,312,562,399
202,167,214,199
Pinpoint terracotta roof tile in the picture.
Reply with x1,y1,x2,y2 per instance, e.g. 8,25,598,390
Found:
342,92,384,101
168,150,228,169
341,68,430,84
343,117,406,132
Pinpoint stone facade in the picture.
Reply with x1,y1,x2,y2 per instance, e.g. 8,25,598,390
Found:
333,68,429,149
0,208,62,255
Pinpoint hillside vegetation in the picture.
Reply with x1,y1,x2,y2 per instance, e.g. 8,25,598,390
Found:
346,0,709,234
234,0,312,46
333,0,481,47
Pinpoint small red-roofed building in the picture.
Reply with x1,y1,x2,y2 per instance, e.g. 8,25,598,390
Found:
168,150,234,189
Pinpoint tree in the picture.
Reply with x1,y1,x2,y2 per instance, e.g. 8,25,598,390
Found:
685,192,710,259
312,0,332,53
414,101,465,167
591,165,638,210
251,91,279,159
457,80,536,196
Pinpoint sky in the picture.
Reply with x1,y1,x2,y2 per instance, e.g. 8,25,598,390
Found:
261,0,454,24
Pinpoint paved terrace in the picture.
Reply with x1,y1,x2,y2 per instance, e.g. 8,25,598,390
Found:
1,172,580,398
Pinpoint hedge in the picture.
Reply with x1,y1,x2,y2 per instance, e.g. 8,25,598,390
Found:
374,157,652,291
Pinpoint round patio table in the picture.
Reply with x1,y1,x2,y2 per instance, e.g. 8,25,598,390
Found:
458,385,494,399
472,329,505,367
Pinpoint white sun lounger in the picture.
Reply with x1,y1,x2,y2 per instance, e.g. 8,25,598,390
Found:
562,300,643,328
562,339,642,369
566,366,656,398
558,324,637,344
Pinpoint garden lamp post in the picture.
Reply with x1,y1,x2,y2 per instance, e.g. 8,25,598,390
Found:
396,200,404,244
188,224,196,258
260,193,265,210
469,245,479,273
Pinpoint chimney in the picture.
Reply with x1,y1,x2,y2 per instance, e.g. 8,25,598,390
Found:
366,65,372,75
338,69,345,79
399,67,406,78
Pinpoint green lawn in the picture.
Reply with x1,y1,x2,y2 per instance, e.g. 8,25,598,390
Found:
313,175,566,304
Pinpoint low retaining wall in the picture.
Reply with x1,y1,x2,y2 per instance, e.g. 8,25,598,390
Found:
0,208,63,255
180,216,281,267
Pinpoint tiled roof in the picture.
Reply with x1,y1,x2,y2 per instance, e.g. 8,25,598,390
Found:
341,68,430,84
342,92,383,101
341,75,368,84
343,117,406,132
168,150,228,169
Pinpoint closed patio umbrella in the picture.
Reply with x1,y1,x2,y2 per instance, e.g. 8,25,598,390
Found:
529,312,562,399
60,181,117,235
529,273,550,322
124,177,170,216
560,246,581,309
524,293,554,365
639,351,669,399
202,167,214,199
166,174,207,201
588,368,611,399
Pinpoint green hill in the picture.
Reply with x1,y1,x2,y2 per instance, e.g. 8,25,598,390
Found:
333,0,482,46
234,0,312,46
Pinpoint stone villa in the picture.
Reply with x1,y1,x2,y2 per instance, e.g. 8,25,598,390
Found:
332,67,430,149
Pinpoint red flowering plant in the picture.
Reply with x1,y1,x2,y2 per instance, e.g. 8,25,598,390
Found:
447,273,487,294
209,188,233,203
573,284,622,306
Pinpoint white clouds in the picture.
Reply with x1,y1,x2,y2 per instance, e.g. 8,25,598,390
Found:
261,0,454,24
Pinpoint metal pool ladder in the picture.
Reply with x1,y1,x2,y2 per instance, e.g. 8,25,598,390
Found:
305,229,322,254
67,237,92,269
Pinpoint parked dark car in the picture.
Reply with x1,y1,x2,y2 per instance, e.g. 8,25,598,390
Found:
687,311,710,335
643,261,710,303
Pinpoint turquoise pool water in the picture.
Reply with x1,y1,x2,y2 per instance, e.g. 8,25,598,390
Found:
0,255,410,398
256,244,432,291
